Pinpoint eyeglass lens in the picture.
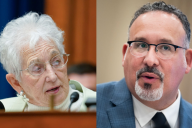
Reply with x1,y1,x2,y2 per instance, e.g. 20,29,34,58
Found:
130,42,176,59
28,54,68,75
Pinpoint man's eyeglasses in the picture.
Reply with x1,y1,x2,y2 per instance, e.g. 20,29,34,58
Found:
127,41,187,60
20,54,70,76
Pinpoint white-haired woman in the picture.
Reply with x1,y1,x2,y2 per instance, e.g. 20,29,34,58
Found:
0,12,96,112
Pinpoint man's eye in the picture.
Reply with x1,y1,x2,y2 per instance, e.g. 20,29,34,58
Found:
140,43,147,48
136,43,147,48
160,45,171,51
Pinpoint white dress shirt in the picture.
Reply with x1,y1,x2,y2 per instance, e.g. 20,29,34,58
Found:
132,90,181,128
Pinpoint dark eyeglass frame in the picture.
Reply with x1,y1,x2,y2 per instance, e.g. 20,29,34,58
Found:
127,41,187,51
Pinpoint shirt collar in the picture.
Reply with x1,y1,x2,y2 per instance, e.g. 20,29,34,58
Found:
132,90,181,127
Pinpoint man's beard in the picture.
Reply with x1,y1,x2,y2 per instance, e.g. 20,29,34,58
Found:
135,66,164,101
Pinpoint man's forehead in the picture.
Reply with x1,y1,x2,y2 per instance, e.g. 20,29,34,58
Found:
131,11,181,28
129,11,186,43
139,11,179,21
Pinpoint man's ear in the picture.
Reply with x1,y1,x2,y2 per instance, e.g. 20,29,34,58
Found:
122,43,128,67
185,49,192,74
6,74,22,93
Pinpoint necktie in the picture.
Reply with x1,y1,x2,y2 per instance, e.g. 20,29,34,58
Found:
152,112,170,128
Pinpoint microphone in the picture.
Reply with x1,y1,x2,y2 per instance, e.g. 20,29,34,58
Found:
68,92,79,112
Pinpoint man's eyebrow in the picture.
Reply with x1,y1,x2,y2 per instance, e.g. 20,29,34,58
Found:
134,37,148,42
159,39,173,44
134,37,173,44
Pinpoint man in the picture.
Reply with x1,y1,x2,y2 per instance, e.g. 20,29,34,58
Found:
68,63,96,91
97,1,192,128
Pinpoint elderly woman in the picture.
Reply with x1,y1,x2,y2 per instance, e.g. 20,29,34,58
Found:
0,12,96,112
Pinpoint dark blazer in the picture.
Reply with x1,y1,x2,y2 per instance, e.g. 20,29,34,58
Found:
97,78,192,128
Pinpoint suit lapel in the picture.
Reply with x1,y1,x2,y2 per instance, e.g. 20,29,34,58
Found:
179,98,192,127
107,78,135,128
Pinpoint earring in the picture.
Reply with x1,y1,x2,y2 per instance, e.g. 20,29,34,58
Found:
17,90,29,102
20,90,23,96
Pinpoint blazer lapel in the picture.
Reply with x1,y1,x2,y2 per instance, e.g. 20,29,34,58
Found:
107,78,135,128
179,98,192,127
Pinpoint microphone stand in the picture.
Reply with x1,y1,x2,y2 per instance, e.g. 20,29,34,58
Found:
68,92,79,112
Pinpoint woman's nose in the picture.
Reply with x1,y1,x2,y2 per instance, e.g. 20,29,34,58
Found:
45,64,57,83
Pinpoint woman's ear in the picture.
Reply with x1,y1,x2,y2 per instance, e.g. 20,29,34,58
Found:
185,49,192,74
6,74,22,93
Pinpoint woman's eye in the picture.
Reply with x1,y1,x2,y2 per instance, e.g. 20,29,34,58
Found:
52,59,61,66
32,65,42,72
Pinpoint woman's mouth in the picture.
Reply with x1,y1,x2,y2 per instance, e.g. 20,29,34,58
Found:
46,86,60,94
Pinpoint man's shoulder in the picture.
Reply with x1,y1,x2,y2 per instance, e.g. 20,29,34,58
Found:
97,81,118,128
97,81,117,94
179,98,192,126
180,98,192,113
97,79,135,128
97,81,117,104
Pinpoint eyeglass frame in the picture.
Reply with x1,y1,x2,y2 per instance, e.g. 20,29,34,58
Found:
127,41,187,59
20,53,70,76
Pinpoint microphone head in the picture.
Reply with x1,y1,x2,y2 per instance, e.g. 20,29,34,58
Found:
70,92,79,103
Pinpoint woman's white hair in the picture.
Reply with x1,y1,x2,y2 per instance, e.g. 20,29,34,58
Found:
0,12,65,81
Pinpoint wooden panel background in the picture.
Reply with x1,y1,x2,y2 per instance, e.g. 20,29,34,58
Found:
45,0,96,66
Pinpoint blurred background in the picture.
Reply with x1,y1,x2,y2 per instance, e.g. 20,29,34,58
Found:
97,0,192,103
0,0,96,99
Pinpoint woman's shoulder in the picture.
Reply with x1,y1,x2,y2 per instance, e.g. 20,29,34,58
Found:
0,96,26,112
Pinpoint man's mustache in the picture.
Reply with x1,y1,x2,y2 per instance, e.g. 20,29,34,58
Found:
136,66,164,82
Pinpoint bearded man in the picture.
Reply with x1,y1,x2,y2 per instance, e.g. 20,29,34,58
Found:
97,1,192,128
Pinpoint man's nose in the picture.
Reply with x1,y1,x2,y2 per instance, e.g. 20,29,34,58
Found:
143,46,159,67
45,64,57,83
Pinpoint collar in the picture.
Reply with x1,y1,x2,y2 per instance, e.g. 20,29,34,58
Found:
132,90,181,127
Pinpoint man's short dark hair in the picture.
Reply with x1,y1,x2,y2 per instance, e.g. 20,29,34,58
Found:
129,1,191,48
67,63,96,75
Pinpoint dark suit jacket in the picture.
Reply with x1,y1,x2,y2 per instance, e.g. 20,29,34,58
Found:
97,78,192,128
